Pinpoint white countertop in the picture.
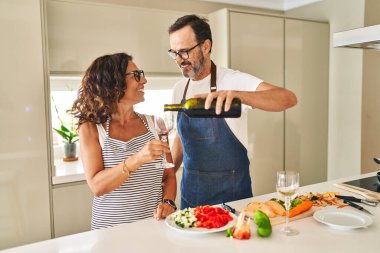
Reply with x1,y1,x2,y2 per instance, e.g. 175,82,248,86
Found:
52,158,86,185
3,173,379,253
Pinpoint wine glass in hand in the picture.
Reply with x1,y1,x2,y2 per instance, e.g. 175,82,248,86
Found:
154,111,174,168
276,170,300,236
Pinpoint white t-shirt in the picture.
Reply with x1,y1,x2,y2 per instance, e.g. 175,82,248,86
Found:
172,66,263,149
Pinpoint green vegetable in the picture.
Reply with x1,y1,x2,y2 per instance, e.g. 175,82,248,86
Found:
175,221,184,228
253,210,270,227
291,198,303,208
253,210,272,237
276,199,285,208
257,226,272,237
226,228,233,237
310,195,319,201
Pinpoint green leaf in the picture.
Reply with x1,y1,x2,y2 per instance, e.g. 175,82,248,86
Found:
51,96,78,143
53,126,78,143
60,124,70,133
310,195,319,201
291,199,303,208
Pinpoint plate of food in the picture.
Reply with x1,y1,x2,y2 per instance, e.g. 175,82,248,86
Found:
313,208,373,230
165,205,236,234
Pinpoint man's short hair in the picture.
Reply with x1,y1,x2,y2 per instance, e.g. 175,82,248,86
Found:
168,14,212,51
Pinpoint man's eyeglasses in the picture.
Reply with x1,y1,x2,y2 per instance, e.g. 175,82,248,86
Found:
168,42,203,60
125,70,145,82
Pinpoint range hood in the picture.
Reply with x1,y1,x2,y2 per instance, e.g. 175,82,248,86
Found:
333,24,380,50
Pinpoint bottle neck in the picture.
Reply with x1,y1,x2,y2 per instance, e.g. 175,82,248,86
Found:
164,104,183,112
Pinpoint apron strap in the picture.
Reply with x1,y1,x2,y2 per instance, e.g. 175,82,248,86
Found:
210,61,217,92
182,61,217,100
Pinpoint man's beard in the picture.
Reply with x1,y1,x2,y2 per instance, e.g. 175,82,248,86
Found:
180,51,206,79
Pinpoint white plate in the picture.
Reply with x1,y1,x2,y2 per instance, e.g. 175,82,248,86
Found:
165,213,236,235
313,209,373,230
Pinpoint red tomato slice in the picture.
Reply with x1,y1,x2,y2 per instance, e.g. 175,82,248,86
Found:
193,205,233,229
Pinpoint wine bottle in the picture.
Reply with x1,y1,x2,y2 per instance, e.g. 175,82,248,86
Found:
164,98,241,118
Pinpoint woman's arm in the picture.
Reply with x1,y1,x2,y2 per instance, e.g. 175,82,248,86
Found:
79,122,168,196
154,168,177,220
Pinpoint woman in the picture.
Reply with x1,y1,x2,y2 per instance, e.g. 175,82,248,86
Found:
71,53,177,230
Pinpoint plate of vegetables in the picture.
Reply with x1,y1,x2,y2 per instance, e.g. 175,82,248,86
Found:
165,205,236,234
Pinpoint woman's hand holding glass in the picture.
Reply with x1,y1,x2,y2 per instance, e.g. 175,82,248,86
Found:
135,140,170,166
154,112,174,168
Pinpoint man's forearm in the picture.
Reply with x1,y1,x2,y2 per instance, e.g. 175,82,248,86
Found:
241,82,297,112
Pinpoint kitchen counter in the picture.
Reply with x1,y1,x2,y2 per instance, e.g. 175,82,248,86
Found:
3,173,379,253
53,158,86,185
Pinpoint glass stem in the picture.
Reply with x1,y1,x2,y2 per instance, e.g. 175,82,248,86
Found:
159,134,170,165
160,134,168,142
285,196,291,231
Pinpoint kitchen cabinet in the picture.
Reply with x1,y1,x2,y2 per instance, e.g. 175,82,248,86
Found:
52,182,93,237
209,9,329,194
229,12,285,195
284,19,329,186
0,0,51,249
47,1,188,74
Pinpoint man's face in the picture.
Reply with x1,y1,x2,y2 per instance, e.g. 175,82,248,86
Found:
169,25,207,80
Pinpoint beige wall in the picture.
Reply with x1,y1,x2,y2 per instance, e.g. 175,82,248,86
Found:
286,0,366,180
362,0,380,173
71,0,282,15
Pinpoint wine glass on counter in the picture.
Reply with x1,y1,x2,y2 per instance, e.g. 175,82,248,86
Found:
276,170,300,236
154,111,175,168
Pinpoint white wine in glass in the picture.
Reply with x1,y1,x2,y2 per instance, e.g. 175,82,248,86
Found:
276,170,300,236
154,112,174,168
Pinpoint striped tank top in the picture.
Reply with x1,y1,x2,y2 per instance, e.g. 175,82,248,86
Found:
91,113,164,230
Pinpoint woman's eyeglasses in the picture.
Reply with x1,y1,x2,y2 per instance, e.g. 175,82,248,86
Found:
126,70,145,82
168,42,203,60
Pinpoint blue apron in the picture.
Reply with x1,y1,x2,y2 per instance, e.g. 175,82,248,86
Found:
178,61,253,209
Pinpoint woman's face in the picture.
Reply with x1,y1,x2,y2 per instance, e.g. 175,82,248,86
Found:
122,61,147,105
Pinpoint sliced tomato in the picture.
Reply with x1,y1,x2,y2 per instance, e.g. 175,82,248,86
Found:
193,205,233,229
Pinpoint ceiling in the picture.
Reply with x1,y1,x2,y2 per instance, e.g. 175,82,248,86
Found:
199,0,322,11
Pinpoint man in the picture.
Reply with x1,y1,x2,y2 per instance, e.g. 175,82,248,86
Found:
168,14,297,209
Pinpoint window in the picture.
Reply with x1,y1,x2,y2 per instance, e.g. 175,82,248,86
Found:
50,75,180,182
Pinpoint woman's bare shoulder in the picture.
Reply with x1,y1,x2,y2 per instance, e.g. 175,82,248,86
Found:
79,122,98,138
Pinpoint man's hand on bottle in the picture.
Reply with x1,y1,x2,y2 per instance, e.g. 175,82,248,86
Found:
195,90,239,115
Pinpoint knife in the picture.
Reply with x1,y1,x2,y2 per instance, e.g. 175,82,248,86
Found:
336,195,379,207
343,200,374,215
221,203,241,216
221,202,253,220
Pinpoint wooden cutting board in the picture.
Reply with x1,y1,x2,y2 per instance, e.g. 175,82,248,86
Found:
334,183,380,200
245,207,319,226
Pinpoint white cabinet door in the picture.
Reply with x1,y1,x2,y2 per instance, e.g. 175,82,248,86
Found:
47,1,186,73
0,0,51,249
284,19,329,186
53,183,93,237
230,12,285,195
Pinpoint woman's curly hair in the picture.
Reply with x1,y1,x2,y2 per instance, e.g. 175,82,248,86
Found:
71,53,132,128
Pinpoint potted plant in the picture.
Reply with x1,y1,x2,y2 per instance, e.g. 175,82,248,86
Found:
52,97,79,161
54,123,79,161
